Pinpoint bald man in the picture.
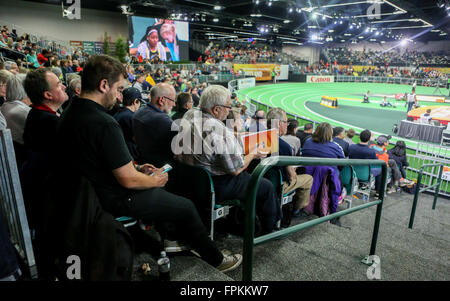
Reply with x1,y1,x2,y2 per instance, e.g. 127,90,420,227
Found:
132,83,178,167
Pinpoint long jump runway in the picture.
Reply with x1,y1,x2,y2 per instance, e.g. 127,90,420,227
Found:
237,82,450,147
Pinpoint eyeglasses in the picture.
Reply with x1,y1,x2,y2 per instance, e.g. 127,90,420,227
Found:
217,104,232,110
163,95,175,103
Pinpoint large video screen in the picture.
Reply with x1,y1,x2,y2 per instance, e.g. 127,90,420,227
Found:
128,16,189,62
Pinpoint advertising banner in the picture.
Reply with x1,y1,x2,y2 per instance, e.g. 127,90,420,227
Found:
82,41,95,54
237,77,256,90
233,64,280,81
307,75,335,83
94,42,104,54
70,41,83,48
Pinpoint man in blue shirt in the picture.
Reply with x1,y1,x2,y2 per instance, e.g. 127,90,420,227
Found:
348,129,382,193
267,108,313,217
333,126,349,157
132,83,178,167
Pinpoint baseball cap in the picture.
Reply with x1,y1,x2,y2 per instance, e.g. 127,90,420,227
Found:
376,135,391,145
122,87,142,103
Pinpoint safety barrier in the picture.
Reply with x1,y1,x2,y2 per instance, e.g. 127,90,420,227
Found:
336,75,448,89
408,163,444,229
0,129,37,279
242,157,388,281
406,143,450,198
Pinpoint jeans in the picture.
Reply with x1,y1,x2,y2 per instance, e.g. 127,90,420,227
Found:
124,188,223,267
212,171,281,234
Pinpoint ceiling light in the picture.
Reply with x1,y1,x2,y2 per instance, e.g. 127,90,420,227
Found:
268,1,272,7
214,5,222,10
213,18,219,22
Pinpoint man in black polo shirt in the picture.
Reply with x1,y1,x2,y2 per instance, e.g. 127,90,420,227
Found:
133,83,177,167
57,55,242,273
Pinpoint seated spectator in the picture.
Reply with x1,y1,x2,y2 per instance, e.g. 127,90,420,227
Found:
1,73,31,166
57,54,243,273
296,122,313,148
281,119,301,156
21,68,68,234
114,87,142,161
191,86,200,107
349,129,383,194
26,49,40,69
37,49,49,66
344,128,355,145
133,83,177,167
372,135,413,192
171,92,193,122
301,122,345,162
266,108,313,218
332,127,349,157
174,85,281,234
247,109,266,132
420,109,432,124
387,140,409,179
4,61,19,74
132,74,146,94
0,69,12,106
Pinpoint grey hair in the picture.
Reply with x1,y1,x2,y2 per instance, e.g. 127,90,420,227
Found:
66,73,80,86
0,69,13,84
266,107,285,122
6,73,27,101
266,107,286,129
4,61,17,71
199,85,231,113
69,78,81,91
51,67,62,78
150,83,174,101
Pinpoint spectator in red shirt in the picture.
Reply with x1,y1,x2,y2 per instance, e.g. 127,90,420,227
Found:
37,49,49,66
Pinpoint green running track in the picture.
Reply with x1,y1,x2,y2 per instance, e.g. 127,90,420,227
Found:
236,82,450,149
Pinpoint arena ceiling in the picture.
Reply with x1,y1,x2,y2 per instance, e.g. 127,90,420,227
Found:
30,0,450,45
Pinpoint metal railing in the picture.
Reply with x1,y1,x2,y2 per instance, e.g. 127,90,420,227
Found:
406,143,450,198
242,157,388,281
335,75,448,88
0,129,37,279
408,163,444,229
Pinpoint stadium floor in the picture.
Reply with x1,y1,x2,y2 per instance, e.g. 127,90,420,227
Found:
237,82,450,148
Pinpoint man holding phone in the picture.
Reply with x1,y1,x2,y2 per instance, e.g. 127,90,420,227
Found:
57,55,242,273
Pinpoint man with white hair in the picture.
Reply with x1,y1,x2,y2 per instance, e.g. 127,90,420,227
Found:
4,61,19,74
133,82,177,167
266,108,313,219
175,85,281,235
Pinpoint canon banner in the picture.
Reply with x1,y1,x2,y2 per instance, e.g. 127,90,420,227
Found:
307,75,335,83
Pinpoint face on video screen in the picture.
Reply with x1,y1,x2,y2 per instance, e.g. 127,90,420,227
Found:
130,16,189,62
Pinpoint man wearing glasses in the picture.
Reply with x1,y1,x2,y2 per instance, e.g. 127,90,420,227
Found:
133,83,178,168
174,85,281,235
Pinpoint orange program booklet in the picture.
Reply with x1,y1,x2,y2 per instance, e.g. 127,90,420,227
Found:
240,128,279,155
